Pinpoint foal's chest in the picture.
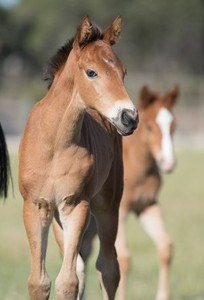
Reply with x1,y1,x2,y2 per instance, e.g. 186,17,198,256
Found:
47,147,94,202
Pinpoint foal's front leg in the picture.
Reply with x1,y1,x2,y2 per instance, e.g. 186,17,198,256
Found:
139,204,173,300
23,198,54,300
55,198,90,300
115,209,131,300
52,216,86,299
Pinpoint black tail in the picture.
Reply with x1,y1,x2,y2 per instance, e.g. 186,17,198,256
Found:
0,123,10,199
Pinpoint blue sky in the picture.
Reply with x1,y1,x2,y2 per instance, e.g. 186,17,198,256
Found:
0,0,19,8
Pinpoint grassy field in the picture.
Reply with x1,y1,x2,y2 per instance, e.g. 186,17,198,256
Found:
0,150,204,300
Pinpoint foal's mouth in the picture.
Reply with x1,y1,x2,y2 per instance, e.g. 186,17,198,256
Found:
156,156,177,174
114,125,135,136
111,120,138,136
111,110,139,136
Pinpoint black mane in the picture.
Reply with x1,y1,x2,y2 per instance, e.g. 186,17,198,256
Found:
44,22,103,89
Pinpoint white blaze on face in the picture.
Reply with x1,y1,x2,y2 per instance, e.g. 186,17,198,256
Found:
156,108,175,172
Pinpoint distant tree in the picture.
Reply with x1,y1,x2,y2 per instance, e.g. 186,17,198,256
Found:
1,0,204,75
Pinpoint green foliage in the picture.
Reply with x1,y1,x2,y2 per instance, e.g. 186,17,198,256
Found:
1,0,204,134
1,0,204,74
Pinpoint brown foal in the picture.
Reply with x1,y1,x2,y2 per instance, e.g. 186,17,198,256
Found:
19,17,138,300
116,84,179,300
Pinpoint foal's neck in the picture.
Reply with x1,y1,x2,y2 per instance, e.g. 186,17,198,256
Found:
42,58,85,150
132,118,156,171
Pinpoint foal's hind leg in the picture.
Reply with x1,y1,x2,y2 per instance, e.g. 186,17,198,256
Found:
139,204,173,300
92,200,120,300
80,214,97,263
23,198,54,300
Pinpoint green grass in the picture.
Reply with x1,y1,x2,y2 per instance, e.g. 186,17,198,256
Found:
0,150,204,300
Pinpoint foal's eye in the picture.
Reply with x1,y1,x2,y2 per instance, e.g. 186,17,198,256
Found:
86,69,98,78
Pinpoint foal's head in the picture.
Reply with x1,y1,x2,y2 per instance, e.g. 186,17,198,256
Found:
45,16,138,136
138,84,179,173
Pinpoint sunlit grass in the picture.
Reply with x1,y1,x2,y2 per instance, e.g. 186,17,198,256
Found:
0,150,204,299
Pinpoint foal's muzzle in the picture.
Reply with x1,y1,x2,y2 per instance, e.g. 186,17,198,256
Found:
115,108,139,136
157,156,177,173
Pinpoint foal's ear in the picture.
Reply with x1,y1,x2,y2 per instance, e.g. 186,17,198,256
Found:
73,16,93,53
166,84,179,107
138,85,158,109
103,16,122,45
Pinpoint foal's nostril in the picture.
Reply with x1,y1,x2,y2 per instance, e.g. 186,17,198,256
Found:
121,110,132,126
121,109,139,129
